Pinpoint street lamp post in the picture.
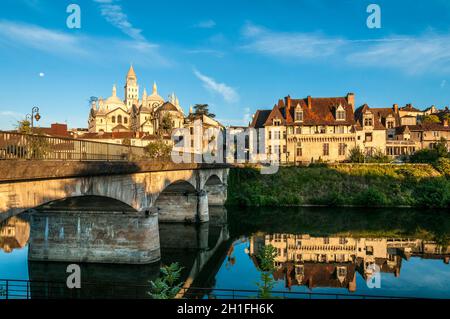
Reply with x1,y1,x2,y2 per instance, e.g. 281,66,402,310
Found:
31,107,41,128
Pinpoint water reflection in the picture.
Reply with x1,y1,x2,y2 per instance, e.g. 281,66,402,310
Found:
0,216,30,253
249,234,449,292
1,206,450,298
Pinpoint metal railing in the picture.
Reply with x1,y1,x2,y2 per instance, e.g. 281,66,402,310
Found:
0,279,417,300
0,132,146,161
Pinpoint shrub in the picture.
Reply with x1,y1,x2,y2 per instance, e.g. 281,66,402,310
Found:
353,188,388,207
348,146,365,163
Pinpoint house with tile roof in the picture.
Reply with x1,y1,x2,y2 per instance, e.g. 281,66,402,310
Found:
250,93,387,163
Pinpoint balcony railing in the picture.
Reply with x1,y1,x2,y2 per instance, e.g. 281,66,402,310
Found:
0,131,146,161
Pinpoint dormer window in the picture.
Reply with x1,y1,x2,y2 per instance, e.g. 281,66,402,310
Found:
273,119,281,126
336,104,346,121
364,113,373,127
294,104,303,122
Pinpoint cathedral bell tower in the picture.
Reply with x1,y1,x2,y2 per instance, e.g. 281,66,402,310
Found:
125,65,139,109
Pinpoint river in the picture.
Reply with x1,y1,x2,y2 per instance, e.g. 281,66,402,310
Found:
1,205,449,299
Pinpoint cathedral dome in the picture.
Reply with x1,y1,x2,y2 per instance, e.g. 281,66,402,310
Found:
104,84,126,109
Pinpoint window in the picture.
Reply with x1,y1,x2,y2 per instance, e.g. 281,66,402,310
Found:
336,110,346,120
268,131,272,140
274,131,281,139
295,110,303,122
295,127,301,134
274,145,280,155
118,115,122,124
366,246,374,256
296,148,302,156
273,119,281,126
338,267,347,277
323,143,329,156
283,145,287,153
365,133,373,142
338,143,347,156
124,117,128,124
112,116,116,123
364,116,373,127
387,121,394,129
336,126,345,134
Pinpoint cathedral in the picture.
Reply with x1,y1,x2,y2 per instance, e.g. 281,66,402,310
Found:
88,66,185,135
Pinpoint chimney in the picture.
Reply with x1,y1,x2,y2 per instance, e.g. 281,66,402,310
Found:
307,95,312,109
285,95,292,109
393,104,399,113
346,93,355,111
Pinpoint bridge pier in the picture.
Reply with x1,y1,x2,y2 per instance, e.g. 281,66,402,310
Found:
197,190,209,223
28,210,161,265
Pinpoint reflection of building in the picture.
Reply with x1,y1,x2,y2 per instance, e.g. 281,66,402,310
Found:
0,216,30,253
249,233,449,292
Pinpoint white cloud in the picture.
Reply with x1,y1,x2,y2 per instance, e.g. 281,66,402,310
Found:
193,69,239,103
348,34,450,74
0,20,170,67
241,23,346,59
93,0,145,42
194,20,216,29
241,23,450,75
0,20,88,56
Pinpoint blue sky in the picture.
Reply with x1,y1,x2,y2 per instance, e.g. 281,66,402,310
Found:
1,0,450,130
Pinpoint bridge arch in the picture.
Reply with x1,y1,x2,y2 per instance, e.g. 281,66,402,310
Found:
154,180,199,223
203,174,227,206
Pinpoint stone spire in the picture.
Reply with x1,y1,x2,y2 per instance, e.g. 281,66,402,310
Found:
189,105,193,114
152,82,158,95
142,88,147,100
112,84,117,97
127,64,136,79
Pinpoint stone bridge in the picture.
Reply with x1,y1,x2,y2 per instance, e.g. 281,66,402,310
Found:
0,161,229,223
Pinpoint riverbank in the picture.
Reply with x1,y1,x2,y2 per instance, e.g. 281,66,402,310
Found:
226,162,450,208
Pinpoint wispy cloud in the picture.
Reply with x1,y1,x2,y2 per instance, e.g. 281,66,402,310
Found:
0,20,170,67
348,34,450,74
0,20,88,56
241,23,450,74
193,69,239,103
241,23,346,59
93,0,145,42
194,19,216,29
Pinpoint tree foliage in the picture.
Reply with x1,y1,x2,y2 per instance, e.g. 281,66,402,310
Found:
256,245,278,299
144,139,172,158
193,104,215,118
422,115,441,124
348,146,365,163
149,263,184,299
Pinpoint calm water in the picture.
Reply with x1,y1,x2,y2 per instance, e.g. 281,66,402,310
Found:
1,206,450,299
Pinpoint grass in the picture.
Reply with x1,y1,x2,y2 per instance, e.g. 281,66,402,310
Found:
226,164,450,208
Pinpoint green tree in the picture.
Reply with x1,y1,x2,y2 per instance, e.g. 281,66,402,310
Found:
149,263,184,299
144,138,172,158
422,114,441,124
348,146,365,163
193,104,215,118
17,119,32,134
160,113,174,135
256,245,278,299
